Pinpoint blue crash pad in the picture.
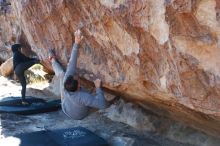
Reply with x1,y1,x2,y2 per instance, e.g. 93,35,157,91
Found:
0,96,61,115
13,127,109,146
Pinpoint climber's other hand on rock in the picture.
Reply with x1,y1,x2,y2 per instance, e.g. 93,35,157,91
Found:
74,29,83,44
94,79,102,88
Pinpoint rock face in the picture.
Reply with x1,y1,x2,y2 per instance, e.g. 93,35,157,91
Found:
0,0,35,62
2,0,219,137
0,2,16,61
0,57,13,76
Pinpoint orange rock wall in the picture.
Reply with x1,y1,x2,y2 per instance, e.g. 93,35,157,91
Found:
6,0,220,136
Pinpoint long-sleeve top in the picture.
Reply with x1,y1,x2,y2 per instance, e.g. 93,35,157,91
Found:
12,50,34,70
51,43,108,120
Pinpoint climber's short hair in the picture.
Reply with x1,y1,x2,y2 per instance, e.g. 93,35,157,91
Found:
64,75,78,92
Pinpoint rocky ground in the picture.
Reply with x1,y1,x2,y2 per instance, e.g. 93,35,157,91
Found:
0,76,219,146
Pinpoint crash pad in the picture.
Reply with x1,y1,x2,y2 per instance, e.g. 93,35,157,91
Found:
13,127,109,146
0,96,61,115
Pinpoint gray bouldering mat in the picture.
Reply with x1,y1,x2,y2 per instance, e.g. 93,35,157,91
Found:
0,96,61,115
13,127,109,146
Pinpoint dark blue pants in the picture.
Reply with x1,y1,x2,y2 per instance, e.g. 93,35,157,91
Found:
14,60,37,100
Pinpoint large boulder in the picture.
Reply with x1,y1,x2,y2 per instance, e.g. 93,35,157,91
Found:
0,13,15,61
0,0,34,62
0,57,13,76
0,0,17,61
6,0,220,137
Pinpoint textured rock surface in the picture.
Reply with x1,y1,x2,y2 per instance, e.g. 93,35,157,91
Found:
0,0,35,62
0,7,15,61
0,57,13,76
1,0,219,137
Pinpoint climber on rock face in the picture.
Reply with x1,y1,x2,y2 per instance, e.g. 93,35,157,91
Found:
48,29,108,120
11,43,40,105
